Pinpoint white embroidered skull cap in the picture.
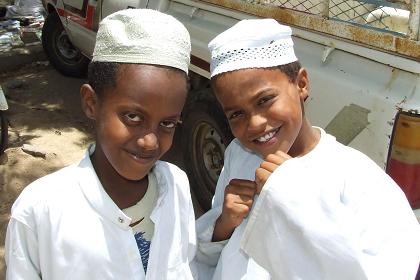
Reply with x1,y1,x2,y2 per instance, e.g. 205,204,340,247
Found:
208,19,298,77
92,9,191,74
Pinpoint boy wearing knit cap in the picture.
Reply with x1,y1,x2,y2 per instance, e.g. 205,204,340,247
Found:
6,9,196,279
196,19,420,279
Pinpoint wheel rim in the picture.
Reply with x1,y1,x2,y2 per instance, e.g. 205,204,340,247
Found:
56,30,80,61
193,121,226,193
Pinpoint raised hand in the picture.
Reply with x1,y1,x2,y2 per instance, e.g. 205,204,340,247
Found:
255,150,291,193
212,179,257,241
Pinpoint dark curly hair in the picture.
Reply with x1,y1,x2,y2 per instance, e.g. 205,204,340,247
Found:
275,60,302,83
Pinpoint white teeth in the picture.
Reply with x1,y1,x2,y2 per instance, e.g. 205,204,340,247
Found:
256,131,276,142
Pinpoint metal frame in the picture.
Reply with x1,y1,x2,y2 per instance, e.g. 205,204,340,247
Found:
195,0,420,59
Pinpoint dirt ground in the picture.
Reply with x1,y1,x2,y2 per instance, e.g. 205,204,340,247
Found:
0,63,92,278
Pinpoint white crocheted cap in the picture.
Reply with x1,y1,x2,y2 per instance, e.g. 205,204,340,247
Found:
209,19,298,78
92,9,191,74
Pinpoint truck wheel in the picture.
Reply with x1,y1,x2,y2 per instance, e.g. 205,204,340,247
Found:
0,111,8,155
182,91,233,210
42,11,89,77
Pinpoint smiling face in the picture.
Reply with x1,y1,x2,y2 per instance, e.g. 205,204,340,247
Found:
213,67,313,158
81,64,187,181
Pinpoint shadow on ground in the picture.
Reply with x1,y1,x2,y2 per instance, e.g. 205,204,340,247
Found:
0,65,92,279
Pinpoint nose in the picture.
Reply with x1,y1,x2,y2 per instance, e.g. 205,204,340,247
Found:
137,132,159,151
247,113,266,133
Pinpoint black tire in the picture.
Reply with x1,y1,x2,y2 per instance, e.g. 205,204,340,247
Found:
0,111,8,155
182,89,233,211
42,11,89,77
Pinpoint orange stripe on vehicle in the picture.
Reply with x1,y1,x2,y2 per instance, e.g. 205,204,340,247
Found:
393,114,420,150
390,146,420,164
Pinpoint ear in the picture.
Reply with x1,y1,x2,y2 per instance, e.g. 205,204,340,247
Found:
80,84,98,120
296,68,309,101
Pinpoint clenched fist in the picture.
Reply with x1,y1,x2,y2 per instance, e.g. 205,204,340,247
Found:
255,150,291,193
212,179,257,241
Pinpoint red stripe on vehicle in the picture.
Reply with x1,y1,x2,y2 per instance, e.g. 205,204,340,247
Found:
55,5,95,30
56,8,65,17
387,158,420,209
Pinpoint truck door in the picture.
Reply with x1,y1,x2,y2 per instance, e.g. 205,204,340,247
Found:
61,0,99,58
102,0,148,18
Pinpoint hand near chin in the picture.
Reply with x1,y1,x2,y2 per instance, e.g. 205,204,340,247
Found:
255,150,292,193
212,179,257,241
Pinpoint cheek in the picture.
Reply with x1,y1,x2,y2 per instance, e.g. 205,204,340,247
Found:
271,100,302,123
97,114,128,142
229,122,248,142
158,132,175,156
228,121,240,136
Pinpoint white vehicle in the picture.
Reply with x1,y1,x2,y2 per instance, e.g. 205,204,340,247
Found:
41,0,420,222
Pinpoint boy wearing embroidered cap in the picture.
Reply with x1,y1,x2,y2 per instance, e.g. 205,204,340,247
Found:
6,9,197,279
196,19,420,279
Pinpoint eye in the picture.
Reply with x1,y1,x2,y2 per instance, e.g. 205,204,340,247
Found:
160,120,178,129
257,95,274,106
124,113,143,123
229,111,243,120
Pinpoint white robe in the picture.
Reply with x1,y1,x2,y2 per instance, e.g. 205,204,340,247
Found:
196,128,420,280
5,147,197,280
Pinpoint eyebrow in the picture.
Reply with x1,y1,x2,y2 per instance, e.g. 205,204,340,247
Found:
164,114,182,120
223,88,275,113
251,88,276,101
117,103,181,120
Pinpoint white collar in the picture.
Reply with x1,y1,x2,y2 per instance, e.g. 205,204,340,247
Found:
76,145,169,230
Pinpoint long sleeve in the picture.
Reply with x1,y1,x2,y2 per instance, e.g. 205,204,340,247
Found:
241,141,420,280
5,218,41,280
194,144,233,279
195,165,229,267
194,139,266,280
188,182,199,280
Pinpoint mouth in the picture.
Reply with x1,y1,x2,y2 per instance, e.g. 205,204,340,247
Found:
126,150,158,163
253,127,280,144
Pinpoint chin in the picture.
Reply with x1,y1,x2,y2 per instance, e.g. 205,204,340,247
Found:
119,169,150,182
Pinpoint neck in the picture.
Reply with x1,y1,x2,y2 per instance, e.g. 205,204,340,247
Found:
288,119,321,157
90,147,149,209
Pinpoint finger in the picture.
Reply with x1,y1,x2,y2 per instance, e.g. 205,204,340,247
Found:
265,153,287,165
224,189,254,205
255,167,271,194
237,194,254,207
226,196,254,212
225,201,251,217
229,179,256,189
260,160,278,173
231,202,251,217
274,150,292,160
226,184,256,197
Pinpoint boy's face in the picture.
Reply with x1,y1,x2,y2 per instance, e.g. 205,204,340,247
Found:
213,68,309,158
82,64,187,181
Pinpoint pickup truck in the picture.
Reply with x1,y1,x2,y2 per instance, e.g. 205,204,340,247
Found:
41,0,420,222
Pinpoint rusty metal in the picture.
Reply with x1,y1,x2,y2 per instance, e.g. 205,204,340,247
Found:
408,0,419,39
319,0,329,17
198,0,420,59
390,0,412,7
